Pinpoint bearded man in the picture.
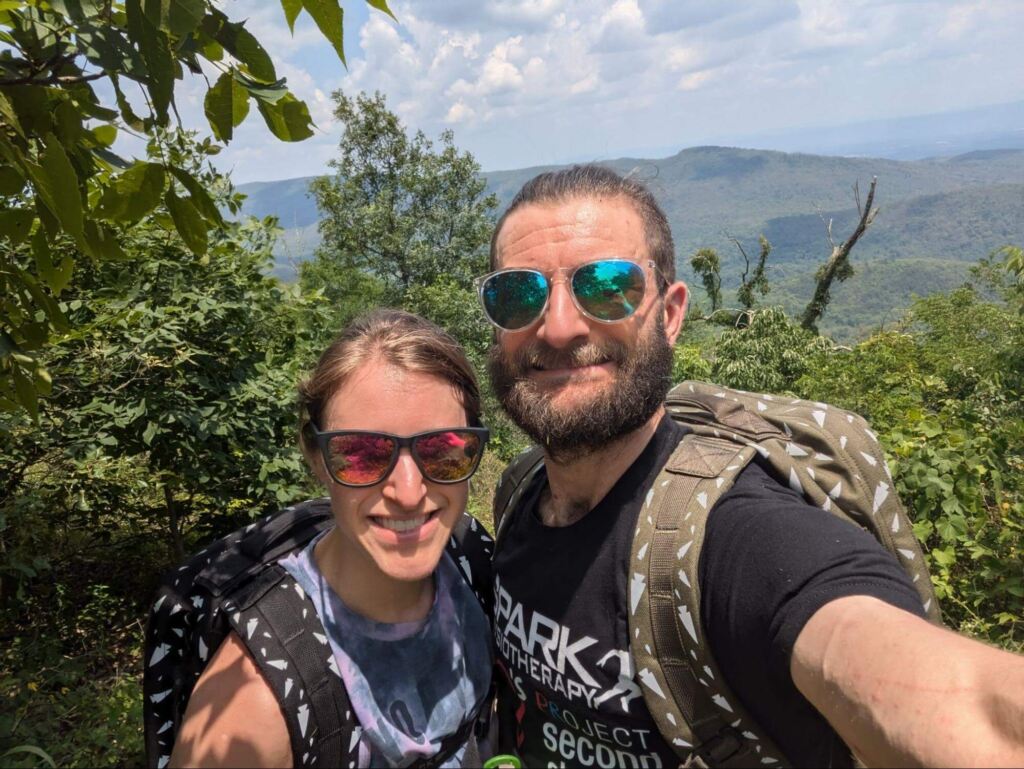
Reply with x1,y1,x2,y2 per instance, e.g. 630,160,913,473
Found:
481,165,1024,767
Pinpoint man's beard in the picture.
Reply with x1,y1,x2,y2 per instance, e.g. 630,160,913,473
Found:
488,315,674,462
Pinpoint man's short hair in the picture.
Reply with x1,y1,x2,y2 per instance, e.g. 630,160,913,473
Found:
489,164,676,291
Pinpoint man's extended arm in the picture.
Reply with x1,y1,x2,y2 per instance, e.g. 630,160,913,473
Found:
792,595,1024,767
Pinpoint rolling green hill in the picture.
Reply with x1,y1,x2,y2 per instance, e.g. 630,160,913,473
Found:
237,147,1024,335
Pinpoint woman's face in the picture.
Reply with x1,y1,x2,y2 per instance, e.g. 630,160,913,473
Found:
314,359,471,583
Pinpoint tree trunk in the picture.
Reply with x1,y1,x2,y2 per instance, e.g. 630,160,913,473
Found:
801,178,879,332
163,485,185,562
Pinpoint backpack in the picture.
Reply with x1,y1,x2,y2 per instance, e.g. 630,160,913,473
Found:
493,381,941,768
143,498,494,769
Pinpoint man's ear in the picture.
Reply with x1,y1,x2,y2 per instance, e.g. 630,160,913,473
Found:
662,280,688,345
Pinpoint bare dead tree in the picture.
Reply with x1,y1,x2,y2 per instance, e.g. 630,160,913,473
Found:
800,177,879,332
728,233,772,311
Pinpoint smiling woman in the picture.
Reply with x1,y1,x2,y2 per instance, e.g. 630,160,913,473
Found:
165,310,495,769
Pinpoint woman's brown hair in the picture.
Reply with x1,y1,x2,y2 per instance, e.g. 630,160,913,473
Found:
297,309,481,459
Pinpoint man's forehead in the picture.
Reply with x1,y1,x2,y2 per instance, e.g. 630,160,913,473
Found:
495,196,646,267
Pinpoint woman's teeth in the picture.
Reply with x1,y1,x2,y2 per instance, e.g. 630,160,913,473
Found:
375,514,431,532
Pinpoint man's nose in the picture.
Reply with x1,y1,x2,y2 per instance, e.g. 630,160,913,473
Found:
382,452,428,509
535,279,590,349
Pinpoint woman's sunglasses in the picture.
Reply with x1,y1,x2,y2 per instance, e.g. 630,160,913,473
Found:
307,426,490,487
475,258,660,331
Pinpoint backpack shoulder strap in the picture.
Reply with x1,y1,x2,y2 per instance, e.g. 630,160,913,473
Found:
226,564,356,769
448,511,494,615
492,445,545,541
629,432,791,768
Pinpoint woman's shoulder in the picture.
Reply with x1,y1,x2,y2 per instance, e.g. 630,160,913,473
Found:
170,631,291,768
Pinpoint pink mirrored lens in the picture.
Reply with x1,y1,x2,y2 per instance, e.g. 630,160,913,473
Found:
326,433,396,485
414,431,481,481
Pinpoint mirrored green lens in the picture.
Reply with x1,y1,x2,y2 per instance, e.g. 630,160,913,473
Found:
482,270,548,330
572,260,646,321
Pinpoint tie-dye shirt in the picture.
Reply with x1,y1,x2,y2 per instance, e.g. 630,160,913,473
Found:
279,531,492,768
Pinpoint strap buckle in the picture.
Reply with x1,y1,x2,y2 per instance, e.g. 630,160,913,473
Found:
698,725,747,766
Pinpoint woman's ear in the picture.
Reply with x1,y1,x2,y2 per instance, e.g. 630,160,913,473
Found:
299,437,329,488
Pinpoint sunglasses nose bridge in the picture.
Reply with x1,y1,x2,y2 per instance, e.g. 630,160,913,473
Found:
382,449,428,506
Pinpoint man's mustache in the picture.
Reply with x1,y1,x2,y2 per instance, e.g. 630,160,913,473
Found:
509,340,630,376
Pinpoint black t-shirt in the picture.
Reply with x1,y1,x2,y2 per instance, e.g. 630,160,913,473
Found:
493,415,927,768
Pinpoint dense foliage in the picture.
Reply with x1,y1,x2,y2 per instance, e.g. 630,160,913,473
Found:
1,90,1021,767
0,0,392,419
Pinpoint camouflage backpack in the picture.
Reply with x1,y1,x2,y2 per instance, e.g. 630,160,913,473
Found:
493,380,941,768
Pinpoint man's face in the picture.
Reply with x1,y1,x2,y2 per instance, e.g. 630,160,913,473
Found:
487,196,688,460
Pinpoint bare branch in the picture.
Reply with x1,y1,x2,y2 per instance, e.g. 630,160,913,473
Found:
801,176,880,332
816,205,836,249
725,232,751,284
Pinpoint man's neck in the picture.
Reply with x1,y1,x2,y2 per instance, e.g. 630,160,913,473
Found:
539,407,665,527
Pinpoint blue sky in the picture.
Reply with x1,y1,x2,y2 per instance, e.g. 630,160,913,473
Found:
181,0,1024,183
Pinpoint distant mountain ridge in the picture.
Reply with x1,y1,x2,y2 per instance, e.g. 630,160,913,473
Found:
237,145,1024,339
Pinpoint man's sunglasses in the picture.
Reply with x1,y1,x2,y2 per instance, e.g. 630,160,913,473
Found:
473,259,663,331
307,426,490,487
475,258,660,331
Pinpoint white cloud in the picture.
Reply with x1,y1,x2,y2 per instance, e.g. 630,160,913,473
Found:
445,100,476,123
179,0,1024,181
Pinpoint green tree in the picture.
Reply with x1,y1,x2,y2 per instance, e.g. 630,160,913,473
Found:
305,91,521,460
0,0,394,420
0,137,318,574
308,91,498,307
795,273,1023,647
689,247,722,316
710,306,832,392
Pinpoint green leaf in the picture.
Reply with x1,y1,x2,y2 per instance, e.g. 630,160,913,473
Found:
302,0,344,64
49,0,104,21
29,135,85,247
11,363,38,421
256,94,314,142
76,20,140,73
168,167,224,226
94,147,132,171
95,162,166,224
84,220,128,261
281,0,302,31
204,71,250,142
16,267,69,331
0,92,23,138
165,188,208,255
31,229,73,294
0,164,24,195
364,0,396,20
143,421,158,445
0,208,34,245
91,124,118,147
128,0,174,123
212,14,277,82
234,71,289,105
0,745,56,769
112,76,146,131
143,0,205,37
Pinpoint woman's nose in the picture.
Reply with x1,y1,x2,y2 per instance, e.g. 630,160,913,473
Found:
381,451,428,509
